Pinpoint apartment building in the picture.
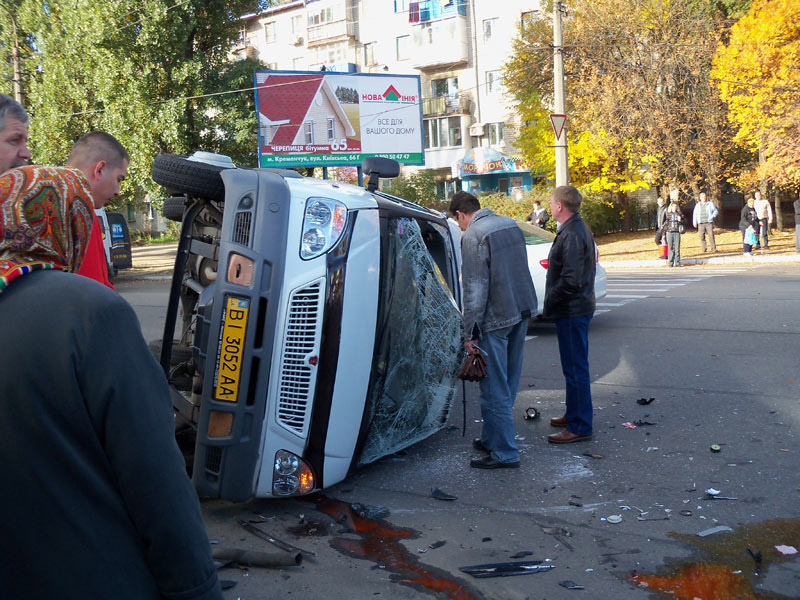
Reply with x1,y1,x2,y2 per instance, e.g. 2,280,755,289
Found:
234,0,542,198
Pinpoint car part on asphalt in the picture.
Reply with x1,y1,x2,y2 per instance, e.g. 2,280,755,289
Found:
697,525,733,537
710,444,721,452
239,520,315,557
637,397,655,405
559,580,585,590
211,546,302,567
524,406,540,420
606,515,623,524
431,487,457,501
459,561,556,578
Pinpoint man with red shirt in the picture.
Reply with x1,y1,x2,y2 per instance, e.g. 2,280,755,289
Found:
67,132,129,289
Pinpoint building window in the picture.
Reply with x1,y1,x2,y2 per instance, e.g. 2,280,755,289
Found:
521,11,537,27
327,117,336,141
304,121,314,144
488,122,505,145
313,41,347,66
264,21,276,43
394,0,407,13
483,18,498,41
423,116,462,149
486,70,503,94
237,25,248,45
291,15,303,35
308,6,336,26
396,35,410,60
364,42,376,66
432,76,458,98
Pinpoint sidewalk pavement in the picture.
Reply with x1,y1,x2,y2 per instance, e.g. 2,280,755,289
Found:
117,241,799,281
601,250,800,269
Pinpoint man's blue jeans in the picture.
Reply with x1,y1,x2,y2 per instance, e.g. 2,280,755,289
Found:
477,319,526,463
555,315,593,437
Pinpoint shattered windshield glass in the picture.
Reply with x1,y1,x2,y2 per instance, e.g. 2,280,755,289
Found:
357,217,464,466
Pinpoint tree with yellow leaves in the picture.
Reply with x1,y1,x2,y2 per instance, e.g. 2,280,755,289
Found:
712,0,800,201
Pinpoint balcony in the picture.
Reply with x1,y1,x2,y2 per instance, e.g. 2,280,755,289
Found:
307,19,356,45
422,93,473,116
410,14,469,70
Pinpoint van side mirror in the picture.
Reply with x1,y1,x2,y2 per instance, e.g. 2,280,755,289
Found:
362,157,400,192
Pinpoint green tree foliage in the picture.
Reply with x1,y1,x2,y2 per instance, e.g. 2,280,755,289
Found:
2,0,262,208
384,170,442,211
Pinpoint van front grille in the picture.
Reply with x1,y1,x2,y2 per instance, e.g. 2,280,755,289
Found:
277,282,322,434
233,211,252,246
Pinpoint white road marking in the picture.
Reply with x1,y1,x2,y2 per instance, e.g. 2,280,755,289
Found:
605,294,650,299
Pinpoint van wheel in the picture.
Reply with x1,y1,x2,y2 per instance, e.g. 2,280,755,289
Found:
162,196,187,222
148,339,194,365
152,154,228,203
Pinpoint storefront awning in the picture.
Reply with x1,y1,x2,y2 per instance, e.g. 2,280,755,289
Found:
453,147,530,178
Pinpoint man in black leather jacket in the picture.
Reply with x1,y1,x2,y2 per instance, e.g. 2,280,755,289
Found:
543,185,596,444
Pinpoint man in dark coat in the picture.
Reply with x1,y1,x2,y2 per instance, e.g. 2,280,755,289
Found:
544,185,596,444
0,165,221,600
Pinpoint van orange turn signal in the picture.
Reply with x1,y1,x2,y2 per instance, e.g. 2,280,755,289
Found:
227,253,254,286
208,411,234,438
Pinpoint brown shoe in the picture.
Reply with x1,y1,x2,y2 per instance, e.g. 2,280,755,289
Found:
547,429,592,444
550,415,568,427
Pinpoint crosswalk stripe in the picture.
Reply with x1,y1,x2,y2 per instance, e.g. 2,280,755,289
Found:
605,294,650,298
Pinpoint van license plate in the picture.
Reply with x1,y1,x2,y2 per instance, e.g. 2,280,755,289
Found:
215,296,250,402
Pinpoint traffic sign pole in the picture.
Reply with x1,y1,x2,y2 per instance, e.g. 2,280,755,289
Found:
553,2,569,187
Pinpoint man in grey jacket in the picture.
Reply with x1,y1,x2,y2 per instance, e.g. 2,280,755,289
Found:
450,191,537,469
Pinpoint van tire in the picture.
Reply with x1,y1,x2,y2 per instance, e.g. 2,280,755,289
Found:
148,339,194,365
162,196,187,222
152,154,228,202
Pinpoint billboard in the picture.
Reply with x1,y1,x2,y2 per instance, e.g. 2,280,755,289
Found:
254,71,424,168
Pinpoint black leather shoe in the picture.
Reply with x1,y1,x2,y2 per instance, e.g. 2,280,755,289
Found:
470,455,520,469
472,438,490,453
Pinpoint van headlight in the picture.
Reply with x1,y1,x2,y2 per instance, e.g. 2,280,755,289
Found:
273,450,315,496
300,197,347,260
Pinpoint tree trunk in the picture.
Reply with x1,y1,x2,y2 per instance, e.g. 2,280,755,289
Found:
617,190,631,233
775,189,784,232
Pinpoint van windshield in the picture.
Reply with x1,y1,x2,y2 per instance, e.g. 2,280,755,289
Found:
357,217,463,466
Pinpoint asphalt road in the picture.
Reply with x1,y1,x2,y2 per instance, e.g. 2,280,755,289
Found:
117,263,800,600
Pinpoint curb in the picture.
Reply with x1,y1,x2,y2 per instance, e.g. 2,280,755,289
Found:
602,253,800,268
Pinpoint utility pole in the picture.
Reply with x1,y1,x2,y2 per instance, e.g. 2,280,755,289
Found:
553,1,569,186
0,2,23,103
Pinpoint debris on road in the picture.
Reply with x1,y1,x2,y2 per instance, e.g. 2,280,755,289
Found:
459,560,556,578
212,546,302,567
582,452,604,459
636,397,655,405
775,545,798,555
351,503,390,519
622,422,637,429
431,487,458,501
239,520,315,557
606,515,622,524
524,407,540,420
559,580,585,590
710,444,721,453
510,551,533,559
429,541,446,550
697,525,733,537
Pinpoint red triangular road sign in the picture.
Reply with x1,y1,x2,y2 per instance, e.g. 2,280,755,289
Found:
550,114,566,141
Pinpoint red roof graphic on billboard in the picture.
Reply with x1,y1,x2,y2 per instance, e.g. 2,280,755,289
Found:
383,85,401,101
257,74,325,145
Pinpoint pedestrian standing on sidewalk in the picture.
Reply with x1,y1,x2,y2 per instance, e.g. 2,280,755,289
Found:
754,190,772,251
794,191,800,253
664,202,686,267
740,197,759,256
450,191,537,469
692,192,718,252
544,186,596,444
0,165,222,600
656,196,669,259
